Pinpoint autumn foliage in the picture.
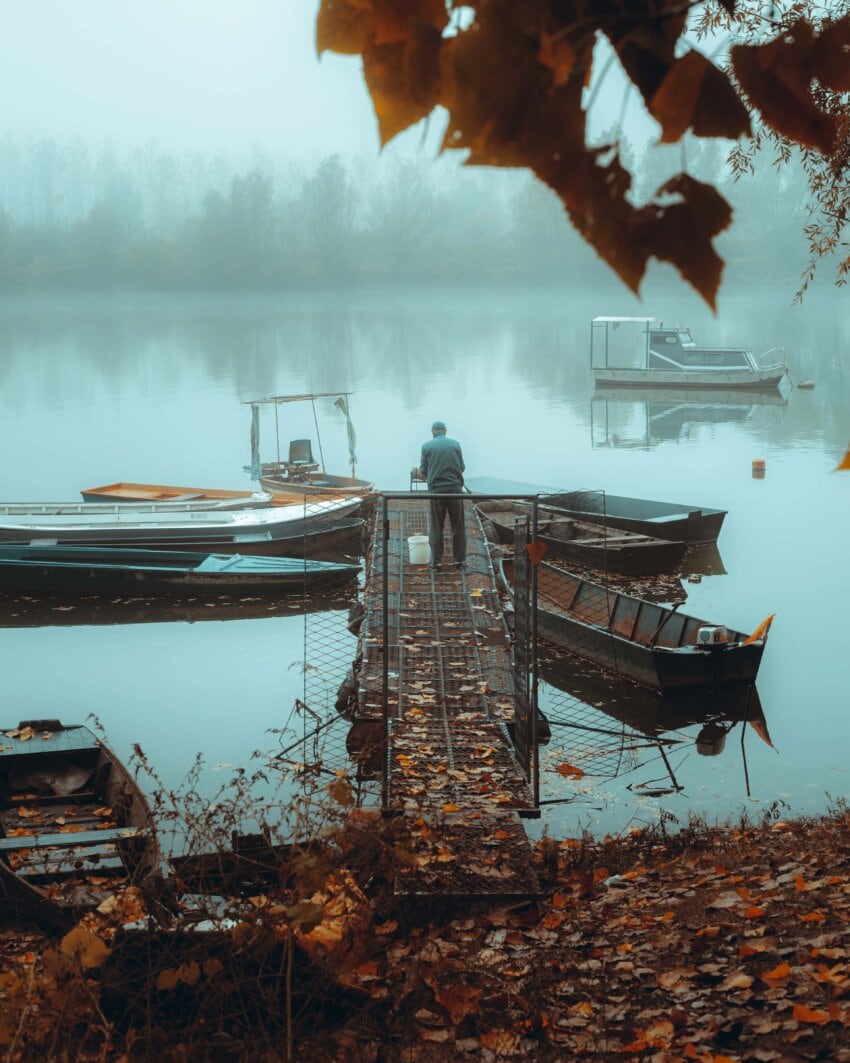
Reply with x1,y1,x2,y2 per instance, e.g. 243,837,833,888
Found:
316,0,850,305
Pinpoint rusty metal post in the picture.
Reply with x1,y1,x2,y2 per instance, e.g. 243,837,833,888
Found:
381,493,390,812
531,496,540,810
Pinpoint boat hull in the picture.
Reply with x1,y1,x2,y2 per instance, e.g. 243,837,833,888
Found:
502,559,765,695
0,544,360,597
0,510,364,559
260,469,374,497
594,366,787,390
543,491,726,545
477,501,687,575
0,721,161,931
80,482,359,509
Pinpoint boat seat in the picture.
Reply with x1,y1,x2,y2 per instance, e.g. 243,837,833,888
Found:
283,439,319,473
0,825,149,852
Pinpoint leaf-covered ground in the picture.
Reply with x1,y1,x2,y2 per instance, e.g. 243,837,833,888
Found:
2,810,850,1061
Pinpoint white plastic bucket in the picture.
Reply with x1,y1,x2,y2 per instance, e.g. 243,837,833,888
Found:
407,535,430,564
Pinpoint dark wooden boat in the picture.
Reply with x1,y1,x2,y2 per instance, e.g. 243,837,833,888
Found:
542,490,727,545
500,558,768,694
0,720,161,931
464,478,726,545
0,544,360,597
476,500,687,575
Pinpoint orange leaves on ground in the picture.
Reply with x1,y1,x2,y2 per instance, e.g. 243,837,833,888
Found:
435,985,482,1025
720,971,754,991
441,803,460,814
555,763,584,779
761,961,791,983
743,906,766,920
793,1003,832,1024
60,926,111,970
731,16,850,153
799,910,827,923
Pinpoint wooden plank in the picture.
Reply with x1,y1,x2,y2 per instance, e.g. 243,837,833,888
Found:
0,826,148,852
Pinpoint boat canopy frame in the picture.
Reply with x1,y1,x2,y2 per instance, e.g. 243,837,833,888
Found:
242,391,357,480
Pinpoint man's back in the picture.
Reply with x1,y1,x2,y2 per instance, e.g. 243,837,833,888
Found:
420,434,465,491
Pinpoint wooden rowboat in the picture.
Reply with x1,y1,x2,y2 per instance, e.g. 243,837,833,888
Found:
0,720,161,931
0,544,360,597
464,478,727,545
80,482,356,508
499,557,768,694
476,500,687,575
541,491,727,545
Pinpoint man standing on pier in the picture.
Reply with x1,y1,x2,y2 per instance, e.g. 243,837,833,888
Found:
416,420,467,570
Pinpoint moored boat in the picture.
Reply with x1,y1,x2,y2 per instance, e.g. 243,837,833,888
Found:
465,478,727,545
245,392,375,498
591,316,788,390
0,720,161,931
0,501,364,558
476,499,687,575
542,490,727,545
499,557,770,694
0,544,360,597
80,482,354,508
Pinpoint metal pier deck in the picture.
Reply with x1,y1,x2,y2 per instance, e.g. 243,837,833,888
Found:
358,497,539,902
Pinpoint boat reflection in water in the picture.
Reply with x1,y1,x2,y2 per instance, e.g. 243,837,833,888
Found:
590,385,789,451
539,653,771,799
0,579,360,629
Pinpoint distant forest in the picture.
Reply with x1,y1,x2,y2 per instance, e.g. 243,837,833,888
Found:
0,135,822,291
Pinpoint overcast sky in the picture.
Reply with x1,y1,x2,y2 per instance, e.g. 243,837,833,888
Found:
2,1,382,156
1,1,653,161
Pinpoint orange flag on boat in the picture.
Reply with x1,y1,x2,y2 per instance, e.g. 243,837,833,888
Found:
836,445,850,471
749,718,775,749
743,614,776,645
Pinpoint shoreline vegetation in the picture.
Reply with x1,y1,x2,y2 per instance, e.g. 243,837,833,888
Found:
0,140,830,295
2,790,849,1062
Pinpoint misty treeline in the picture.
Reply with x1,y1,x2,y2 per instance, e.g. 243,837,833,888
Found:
0,135,820,291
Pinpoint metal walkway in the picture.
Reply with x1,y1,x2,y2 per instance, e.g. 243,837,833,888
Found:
357,496,539,902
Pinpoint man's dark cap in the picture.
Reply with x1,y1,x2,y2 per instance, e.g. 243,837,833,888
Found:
431,420,447,432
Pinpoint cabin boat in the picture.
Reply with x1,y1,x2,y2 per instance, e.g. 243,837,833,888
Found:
245,392,374,497
591,317,788,390
499,557,768,694
475,499,687,575
0,720,161,931
0,544,360,597
0,500,363,558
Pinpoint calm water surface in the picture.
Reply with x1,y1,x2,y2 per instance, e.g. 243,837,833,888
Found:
0,287,848,837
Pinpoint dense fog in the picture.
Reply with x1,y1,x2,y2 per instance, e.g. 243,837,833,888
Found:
0,134,827,293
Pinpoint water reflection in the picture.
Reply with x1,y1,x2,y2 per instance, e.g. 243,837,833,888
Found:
0,586,359,629
591,387,790,450
540,654,770,802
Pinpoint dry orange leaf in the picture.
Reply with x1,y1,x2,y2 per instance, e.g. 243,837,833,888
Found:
441,803,460,814
762,961,791,981
555,762,585,779
793,1003,831,1025
800,910,826,923
743,906,766,919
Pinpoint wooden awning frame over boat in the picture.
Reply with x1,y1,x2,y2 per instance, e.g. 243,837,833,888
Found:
243,391,359,480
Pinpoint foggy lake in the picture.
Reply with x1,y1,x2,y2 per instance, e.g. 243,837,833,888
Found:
0,286,847,837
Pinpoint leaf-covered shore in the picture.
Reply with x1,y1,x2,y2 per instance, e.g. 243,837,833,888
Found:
2,807,850,1061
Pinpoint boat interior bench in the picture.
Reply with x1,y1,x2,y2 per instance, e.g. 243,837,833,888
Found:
0,825,149,852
